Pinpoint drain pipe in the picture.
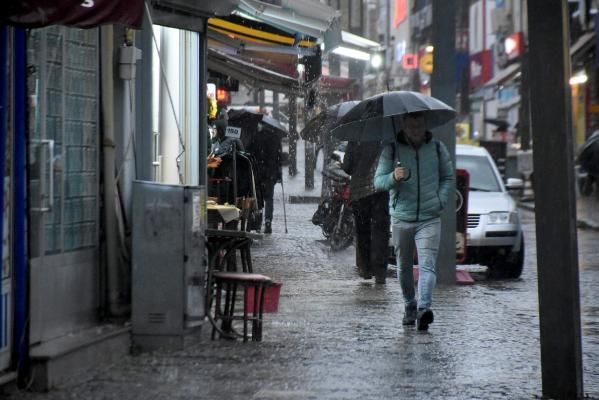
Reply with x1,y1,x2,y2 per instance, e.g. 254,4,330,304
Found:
119,33,141,225
100,27,125,317
13,27,30,385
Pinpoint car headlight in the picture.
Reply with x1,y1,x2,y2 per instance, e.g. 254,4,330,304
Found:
488,211,518,224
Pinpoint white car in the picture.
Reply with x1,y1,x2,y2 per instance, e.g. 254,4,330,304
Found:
456,144,524,278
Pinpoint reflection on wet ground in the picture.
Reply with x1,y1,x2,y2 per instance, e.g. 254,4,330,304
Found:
4,205,599,399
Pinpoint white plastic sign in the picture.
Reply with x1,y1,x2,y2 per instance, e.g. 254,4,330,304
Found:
225,126,242,138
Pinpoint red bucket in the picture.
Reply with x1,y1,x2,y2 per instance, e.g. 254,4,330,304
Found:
245,282,282,313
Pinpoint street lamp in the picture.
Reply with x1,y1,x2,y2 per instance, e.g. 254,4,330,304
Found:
370,52,383,69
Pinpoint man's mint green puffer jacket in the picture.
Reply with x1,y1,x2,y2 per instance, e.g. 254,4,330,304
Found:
374,131,454,222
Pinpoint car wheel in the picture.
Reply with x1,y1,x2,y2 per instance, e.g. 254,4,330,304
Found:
488,238,525,279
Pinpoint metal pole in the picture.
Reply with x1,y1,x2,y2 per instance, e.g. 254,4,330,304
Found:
13,26,30,385
431,0,456,285
279,180,288,234
199,20,208,186
527,1,583,398
0,25,7,355
288,95,298,176
232,141,237,203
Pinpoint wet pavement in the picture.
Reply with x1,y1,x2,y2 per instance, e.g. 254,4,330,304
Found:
3,196,599,399
4,144,599,399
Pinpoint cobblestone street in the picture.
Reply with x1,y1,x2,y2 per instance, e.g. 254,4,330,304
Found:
3,189,599,399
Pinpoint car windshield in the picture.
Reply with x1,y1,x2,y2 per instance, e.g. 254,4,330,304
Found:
456,154,502,192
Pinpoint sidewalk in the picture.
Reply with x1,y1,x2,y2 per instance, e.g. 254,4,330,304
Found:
3,140,599,399
518,194,599,231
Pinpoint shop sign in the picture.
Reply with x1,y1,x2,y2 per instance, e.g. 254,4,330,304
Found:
469,50,492,89
496,32,524,67
225,126,242,139
402,53,419,70
419,52,433,74
4,0,143,28
411,3,432,31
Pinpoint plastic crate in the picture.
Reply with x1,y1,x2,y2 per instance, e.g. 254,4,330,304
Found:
245,282,282,313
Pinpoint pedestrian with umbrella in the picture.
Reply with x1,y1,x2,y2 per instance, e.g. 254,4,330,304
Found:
249,118,286,234
332,91,456,331
304,100,389,279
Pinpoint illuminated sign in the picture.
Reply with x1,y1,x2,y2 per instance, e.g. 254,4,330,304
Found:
402,53,419,70
504,32,523,60
469,50,492,89
216,87,230,104
419,52,433,75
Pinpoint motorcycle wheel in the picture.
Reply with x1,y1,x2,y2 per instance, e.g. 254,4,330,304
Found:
329,207,354,251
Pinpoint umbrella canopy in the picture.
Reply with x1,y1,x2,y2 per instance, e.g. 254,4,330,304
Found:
330,91,456,142
227,109,287,148
484,118,510,131
579,131,599,176
300,100,360,142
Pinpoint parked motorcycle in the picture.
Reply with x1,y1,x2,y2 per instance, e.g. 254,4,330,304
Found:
311,154,355,251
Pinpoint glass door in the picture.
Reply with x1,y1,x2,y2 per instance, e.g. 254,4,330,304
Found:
27,26,100,344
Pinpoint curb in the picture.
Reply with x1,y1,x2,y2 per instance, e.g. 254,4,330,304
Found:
518,202,599,231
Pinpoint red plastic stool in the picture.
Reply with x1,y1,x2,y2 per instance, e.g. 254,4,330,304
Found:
211,272,273,342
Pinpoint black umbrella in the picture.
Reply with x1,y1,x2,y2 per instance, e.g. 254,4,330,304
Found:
484,118,510,131
579,131,599,176
227,109,287,147
330,91,456,142
259,114,287,138
299,100,360,142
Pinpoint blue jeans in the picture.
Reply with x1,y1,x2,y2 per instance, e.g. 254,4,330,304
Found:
392,217,441,310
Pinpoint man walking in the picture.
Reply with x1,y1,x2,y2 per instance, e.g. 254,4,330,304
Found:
374,112,454,331
342,141,390,283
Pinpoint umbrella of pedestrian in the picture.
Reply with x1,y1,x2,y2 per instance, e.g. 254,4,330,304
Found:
227,109,287,146
484,117,510,131
578,131,599,176
260,114,287,138
330,91,456,142
299,100,360,142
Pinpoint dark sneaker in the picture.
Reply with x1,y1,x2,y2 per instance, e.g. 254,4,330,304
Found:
402,303,417,326
374,267,387,284
264,221,272,234
416,308,434,331
358,265,373,279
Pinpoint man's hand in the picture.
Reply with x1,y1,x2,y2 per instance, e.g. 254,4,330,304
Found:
394,166,408,182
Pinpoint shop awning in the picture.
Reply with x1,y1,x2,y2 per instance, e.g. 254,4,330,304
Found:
208,15,319,57
484,62,520,88
207,13,323,85
207,48,302,94
570,31,595,66
234,0,341,51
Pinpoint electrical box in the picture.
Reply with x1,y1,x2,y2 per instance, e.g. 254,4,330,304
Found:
131,181,206,352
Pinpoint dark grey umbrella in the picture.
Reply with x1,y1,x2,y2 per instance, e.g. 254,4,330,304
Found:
299,100,360,142
484,117,510,131
227,109,287,146
260,114,287,138
330,91,456,142
578,131,599,176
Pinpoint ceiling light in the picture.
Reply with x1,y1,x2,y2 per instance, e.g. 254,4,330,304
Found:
332,46,370,61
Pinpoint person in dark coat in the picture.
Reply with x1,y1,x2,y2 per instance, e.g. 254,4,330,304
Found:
342,141,390,283
250,122,282,234
210,119,244,157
